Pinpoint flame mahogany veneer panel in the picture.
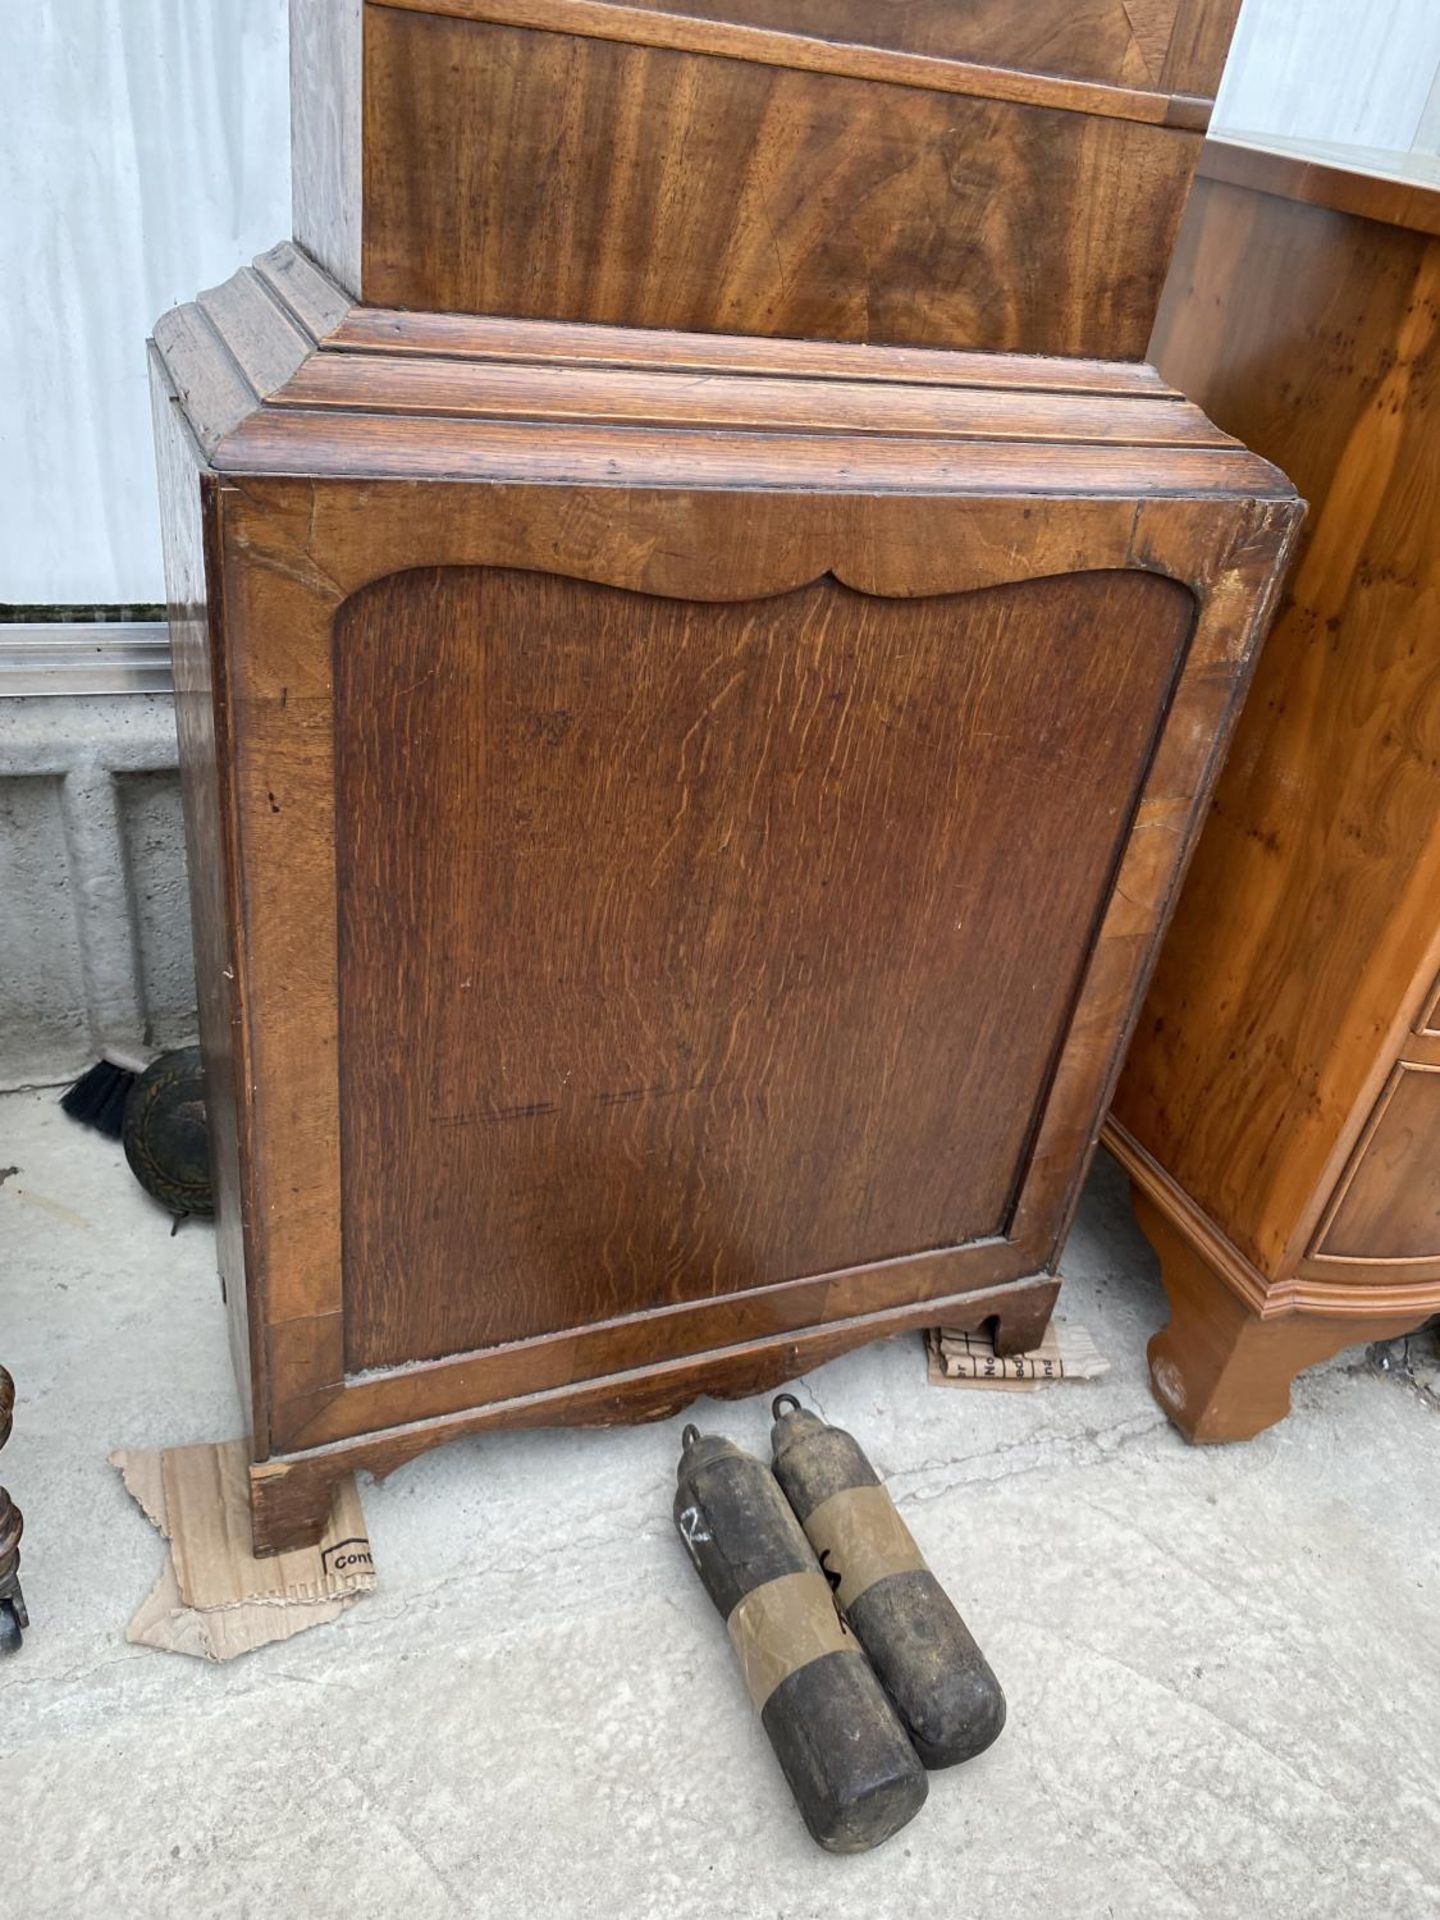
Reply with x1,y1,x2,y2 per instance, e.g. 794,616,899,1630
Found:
293,0,1242,345
358,6,1199,356
335,566,1192,1369
604,0,1240,92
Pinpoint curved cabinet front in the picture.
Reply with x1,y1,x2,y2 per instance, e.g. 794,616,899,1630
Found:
1314,1066,1440,1268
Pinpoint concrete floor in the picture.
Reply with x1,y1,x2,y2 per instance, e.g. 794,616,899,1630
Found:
2,1084,1438,1919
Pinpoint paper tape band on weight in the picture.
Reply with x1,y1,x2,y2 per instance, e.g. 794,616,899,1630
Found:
726,1568,854,1710
802,1485,929,1614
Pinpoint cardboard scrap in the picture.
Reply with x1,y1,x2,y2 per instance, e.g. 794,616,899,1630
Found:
926,1317,1109,1391
110,1439,375,1661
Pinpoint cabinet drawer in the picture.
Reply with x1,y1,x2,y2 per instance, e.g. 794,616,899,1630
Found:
1317,1066,1440,1262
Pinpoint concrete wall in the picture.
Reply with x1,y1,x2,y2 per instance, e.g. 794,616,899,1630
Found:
0,692,194,1089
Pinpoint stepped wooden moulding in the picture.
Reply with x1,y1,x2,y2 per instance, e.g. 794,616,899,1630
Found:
151,242,1299,1552
292,0,1243,356
1109,140,1440,1442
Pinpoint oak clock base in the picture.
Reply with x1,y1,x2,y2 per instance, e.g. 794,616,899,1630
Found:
1130,1188,1431,1444
249,1274,1061,1554
150,246,1297,1560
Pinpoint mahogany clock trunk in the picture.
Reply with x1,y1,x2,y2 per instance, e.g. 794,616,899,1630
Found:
293,0,1244,357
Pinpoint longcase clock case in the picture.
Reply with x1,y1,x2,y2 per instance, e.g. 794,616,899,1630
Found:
152,244,1299,1550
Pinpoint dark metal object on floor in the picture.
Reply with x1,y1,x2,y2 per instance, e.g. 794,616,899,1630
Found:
122,1047,213,1224
771,1395,1005,1769
673,1422,926,1853
0,1367,28,1654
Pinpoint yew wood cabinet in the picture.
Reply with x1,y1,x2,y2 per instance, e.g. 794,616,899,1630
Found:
1110,141,1440,1441
151,244,1298,1551
293,0,1242,357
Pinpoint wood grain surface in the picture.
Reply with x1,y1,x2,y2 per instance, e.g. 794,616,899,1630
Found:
282,0,1243,354
360,5,1199,356
1314,1067,1440,1263
1129,1184,1431,1445
546,0,1241,95
1116,160,1440,1285
1108,142,1440,1441
246,1270,1061,1552
336,564,1191,1369
158,251,1283,502
371,0,1212,124
328,303,1175,389
1199,138,1440,241
151,245,1300,1543
273,353,1233,446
